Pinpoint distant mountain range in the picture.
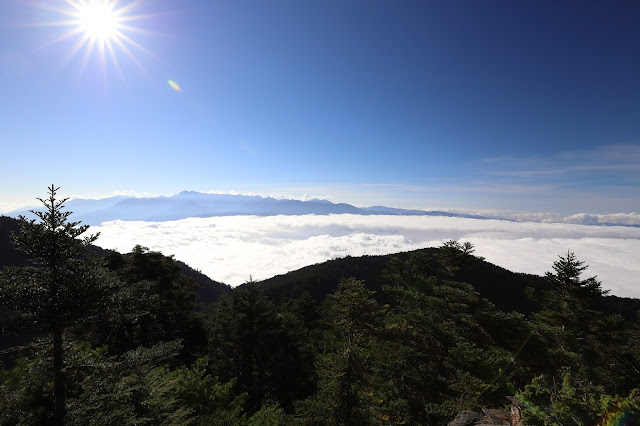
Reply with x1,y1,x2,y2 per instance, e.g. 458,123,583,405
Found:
8,191,487,225
8,191,639,227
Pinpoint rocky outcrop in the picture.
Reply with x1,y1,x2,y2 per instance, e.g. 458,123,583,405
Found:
507,396,524,425
447,397,523,426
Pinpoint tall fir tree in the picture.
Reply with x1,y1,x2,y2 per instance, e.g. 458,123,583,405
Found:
0,185,119,424
296,278,389,425
533,251,608,369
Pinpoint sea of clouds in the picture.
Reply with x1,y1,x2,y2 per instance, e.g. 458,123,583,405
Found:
92,215,640,298
440,209,640,227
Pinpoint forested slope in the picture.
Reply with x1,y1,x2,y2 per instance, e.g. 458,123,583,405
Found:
256,246,640,319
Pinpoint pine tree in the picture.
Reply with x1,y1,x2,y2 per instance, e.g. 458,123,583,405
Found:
545,250,607,303
521,251,629,423
0,185,118,424
208,281,286,412
535,251,607,359
438,240,484,279
296,278,389,425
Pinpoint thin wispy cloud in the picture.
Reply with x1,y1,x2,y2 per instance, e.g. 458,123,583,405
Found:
559,144,640,163
463,143,640,213
490,163,640,178
484,143,640,180
92,215,640,298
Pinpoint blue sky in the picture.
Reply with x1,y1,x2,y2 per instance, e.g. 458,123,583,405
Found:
1,0,639,214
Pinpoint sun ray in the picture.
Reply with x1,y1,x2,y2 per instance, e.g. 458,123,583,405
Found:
44,27,86,49
98,41,108,78
115,31,154,57
57,33,91,72
110,0,145,17
33,0,154,78
111,34,146,72
79,37,97,76
105,39,123,77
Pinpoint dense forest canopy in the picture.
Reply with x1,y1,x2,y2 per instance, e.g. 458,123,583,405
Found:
1,188,639,425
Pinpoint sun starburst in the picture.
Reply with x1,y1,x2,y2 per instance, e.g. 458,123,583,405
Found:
40,0,154,77
77,1,119,42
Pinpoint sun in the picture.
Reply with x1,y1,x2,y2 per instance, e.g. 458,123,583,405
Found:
76,1,119,43
41,0,153,76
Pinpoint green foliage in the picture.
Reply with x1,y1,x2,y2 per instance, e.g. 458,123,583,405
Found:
520,251,640,424
0,187,119,331
0,355,51,426
245,405,288,425
520,370,602,425
0,341,188,425
65,341,193,425
296,278,390,425
545,250,607,301
79,245,208,362
207,281,312,412
63,343,286,426
0,186,122,424
380,243,530,423
534,251,607,351
520,371,640,425
597,389,640,425
328,277,387,346
3,202,640,426
437,240,484,278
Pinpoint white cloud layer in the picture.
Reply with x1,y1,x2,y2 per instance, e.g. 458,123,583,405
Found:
434,209,640,226
92,215,640,298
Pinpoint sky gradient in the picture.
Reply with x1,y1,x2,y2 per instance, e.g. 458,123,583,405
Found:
1,0,639,213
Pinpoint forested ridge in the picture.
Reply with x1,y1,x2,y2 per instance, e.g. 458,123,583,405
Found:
1,187,639,425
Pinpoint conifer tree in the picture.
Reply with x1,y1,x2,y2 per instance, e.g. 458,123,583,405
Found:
208,281,287,412
296,278,389,425
545,250,607,302
535,251,607,361
438,240,484,278
521,251,630,423
0,185,118,424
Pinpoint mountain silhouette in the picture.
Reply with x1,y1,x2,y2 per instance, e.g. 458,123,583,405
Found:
8,191,486,225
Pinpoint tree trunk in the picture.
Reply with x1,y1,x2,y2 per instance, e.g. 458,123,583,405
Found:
52,326,65,425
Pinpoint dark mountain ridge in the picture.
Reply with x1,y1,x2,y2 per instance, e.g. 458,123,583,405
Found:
253,247,640,319
252,248,550,313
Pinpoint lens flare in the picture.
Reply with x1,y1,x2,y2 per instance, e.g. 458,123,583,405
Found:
600,409,637,426
462,331,533,411
168,80,182,93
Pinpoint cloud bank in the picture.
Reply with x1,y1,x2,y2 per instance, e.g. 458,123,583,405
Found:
92,215,640,298
435,209,640,227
